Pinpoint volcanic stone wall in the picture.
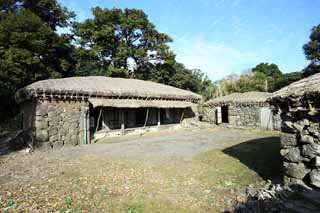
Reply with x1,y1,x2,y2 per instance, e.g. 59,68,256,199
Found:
228,105,261,128
21,99,89,151
202,104,280,130
279,110,320,188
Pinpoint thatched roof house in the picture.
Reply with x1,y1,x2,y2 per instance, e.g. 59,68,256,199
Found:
16,76,201,151
204,91,272,106
269,73,320,188
16,76,201,107
271,72,320,108
202,91,280,130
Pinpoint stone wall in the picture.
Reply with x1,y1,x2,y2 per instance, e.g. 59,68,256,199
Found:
279,111,320,189
228,105,261,129
202,104,280,130
201,106,216,124
22,99,89,151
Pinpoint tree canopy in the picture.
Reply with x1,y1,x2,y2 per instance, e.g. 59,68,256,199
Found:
0,0,75,120
303,24,320,77
72,7,175,77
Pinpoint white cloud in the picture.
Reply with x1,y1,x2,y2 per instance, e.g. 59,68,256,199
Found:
171,36,259,80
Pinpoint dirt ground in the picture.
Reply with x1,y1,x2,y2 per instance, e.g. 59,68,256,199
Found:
0,128,281,212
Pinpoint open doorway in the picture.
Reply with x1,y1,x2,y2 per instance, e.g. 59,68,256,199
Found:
221,105,229,123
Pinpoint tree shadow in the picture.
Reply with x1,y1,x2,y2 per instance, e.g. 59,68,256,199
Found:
223,136,282,183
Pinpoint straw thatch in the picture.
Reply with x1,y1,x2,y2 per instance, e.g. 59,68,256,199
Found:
271,72,320,99
89,98,197,108
16,76,201,103
204,91,271,106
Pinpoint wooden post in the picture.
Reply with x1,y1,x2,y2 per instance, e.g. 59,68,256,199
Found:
95,108,102,133
180,109,185,124
120,109,125,135
157,108,161,127
143,108,149,128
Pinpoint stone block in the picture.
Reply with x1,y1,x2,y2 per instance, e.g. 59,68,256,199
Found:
36,130,49,142
310,169,320,188
300,135,314,144
302,143,320,159
49,135,58,142
307,126,320,138
65,135,78,146
35,120,48,130
52,141,63,149
283,147,309,163
315,156,320,168
281,121,298,133
293,122,304,132
283,162,310,179
280,132,297,147
48,127,58,136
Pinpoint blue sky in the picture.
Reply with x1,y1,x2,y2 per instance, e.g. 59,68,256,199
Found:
59,0,320,80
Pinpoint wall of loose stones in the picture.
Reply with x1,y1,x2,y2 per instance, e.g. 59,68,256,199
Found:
22,99,89,151
279,110,320,189
201,106,216,124
228,105,261,129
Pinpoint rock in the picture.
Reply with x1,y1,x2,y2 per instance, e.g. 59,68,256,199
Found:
280,149,290,156
310,169,320,188
293,123,305,132
283,162,310,179
314,156,320,168
302,143,320,158
300,135,314,144
49,135,58,142
36,130,48,142
48,127,58,136
52,141,63,149
307,125,320,137
283,147,309,163
35,120,48,130
281,132,297,147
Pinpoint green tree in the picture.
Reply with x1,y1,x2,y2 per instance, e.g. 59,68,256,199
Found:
303,24,320,77
73,7,175,77
251,62,282,92
0,0,75,120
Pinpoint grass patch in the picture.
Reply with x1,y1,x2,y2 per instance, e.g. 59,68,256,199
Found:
0,133,281,212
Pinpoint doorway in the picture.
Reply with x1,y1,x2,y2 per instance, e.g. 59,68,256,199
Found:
221,105,229,123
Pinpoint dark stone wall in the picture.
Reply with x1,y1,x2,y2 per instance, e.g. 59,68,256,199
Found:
202,104,280,130
228,105,260,128
279,111,320,188
22,99,89,151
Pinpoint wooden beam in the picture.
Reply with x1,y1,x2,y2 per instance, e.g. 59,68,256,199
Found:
143,108,149,128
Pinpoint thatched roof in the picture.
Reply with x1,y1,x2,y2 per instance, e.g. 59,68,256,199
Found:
16,76,201,104
89,98,197,108
271,72,320,99
204,91,271,106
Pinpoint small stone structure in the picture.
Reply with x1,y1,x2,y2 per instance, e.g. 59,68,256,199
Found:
270,73,320,189
15,76,201,150
202,92,280,130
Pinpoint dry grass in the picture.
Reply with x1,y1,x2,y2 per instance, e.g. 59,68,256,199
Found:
0,131,280,212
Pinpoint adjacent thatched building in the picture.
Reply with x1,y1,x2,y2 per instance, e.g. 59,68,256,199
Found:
15,76,201,150
270,73,320,189
202,91,280,130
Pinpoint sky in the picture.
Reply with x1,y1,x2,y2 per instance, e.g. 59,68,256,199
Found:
59,0,320,80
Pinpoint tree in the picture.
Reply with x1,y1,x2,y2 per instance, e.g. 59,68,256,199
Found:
303,24,320,77
0,0,75,120
73,7,175,77
252,63,282,92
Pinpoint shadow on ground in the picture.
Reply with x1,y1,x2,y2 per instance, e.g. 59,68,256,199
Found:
223,136,282,182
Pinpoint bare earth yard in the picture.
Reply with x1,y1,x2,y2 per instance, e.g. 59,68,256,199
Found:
0,128,281,212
